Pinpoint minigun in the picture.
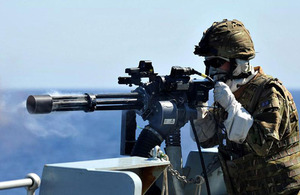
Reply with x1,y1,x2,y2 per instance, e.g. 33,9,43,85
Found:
26,60,214,194
27,60,213,155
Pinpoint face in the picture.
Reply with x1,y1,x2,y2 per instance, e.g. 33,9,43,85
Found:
218,62,230,71
204,57,230,82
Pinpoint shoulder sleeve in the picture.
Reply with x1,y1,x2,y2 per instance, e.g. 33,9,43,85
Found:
245,83,288,156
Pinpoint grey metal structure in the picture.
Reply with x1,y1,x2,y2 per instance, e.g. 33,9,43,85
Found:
39,156,169,195
184,150,227,195
0,150,227,195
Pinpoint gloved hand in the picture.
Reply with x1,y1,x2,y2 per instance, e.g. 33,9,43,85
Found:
213,81,254,144
214,81,237,110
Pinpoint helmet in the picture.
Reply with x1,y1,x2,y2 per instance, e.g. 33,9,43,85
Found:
194,19,255,60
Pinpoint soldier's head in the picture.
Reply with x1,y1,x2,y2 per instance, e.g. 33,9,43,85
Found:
194,19,255,82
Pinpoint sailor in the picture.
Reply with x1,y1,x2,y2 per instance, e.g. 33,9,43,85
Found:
192,19,300,194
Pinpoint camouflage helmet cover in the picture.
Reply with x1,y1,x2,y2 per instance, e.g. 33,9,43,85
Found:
194,19,255,60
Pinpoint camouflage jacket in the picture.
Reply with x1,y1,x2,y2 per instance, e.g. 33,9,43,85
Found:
201,67,300,194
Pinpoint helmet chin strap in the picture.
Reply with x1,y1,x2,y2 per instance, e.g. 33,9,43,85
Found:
229,58,252,80
228,58,237,80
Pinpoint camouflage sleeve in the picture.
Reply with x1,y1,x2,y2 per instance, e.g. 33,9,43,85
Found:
245,83,288,156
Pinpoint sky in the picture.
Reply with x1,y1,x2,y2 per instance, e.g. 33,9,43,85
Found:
0,0,300,90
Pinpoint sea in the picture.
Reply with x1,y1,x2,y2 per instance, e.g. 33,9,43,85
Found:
0,88,299,195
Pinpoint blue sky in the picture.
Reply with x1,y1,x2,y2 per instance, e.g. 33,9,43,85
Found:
0,0,299,90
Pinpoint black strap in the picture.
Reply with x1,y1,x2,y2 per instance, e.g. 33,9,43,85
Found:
190,119,211,195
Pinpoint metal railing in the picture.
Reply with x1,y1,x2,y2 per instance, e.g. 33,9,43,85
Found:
0,173,40,195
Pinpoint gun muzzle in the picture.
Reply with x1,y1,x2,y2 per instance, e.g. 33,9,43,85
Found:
27,94,97,114
27,95,53,114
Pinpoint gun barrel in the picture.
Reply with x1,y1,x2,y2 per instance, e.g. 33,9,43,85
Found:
27,93,143,114
96,93,140,98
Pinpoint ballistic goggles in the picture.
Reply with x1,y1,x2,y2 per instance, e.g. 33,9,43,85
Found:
204,56,229,68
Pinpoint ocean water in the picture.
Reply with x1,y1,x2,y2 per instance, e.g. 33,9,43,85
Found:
0,89,299,195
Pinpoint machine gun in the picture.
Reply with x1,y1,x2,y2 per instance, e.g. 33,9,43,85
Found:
26,60,214,194
27,60,213,155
